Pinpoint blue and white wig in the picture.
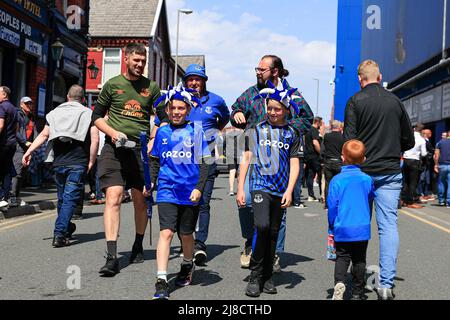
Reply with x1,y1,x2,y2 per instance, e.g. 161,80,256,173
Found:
153,82,202,108
254,78,301,116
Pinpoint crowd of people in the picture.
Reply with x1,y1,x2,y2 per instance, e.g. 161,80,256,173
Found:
2,42,445,301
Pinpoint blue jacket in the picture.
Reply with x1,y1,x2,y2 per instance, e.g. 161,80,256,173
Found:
327,165,375,242
155,91,230,144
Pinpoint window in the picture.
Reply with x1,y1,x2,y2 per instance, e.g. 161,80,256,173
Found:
14,59,26,106
103,48,121,84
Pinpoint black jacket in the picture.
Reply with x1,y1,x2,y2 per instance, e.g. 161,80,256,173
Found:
343,83,415,175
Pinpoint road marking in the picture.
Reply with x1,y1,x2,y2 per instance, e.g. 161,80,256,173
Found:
399,209,450,235
0,211,55,232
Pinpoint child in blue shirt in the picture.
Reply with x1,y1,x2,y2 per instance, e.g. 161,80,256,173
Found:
148,84,211,300
327,139,375,300
237,81,301,297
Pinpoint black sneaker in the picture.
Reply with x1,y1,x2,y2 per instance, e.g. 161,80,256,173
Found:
52,236,70,248
65,222,76,239
99,253,119,277
175,262,195,287
153,278,169,300
129,246,144,264
194,242,207,266
263,277,277,294
245,272,262,297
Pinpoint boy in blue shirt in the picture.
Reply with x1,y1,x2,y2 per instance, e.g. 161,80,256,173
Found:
237,81,301,297
148,84,211,300
327,139,375,300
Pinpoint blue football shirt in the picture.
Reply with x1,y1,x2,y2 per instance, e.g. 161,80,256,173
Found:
151,122,211,205
247,120,301,197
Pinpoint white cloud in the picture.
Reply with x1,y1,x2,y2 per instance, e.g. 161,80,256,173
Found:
165,0,336,121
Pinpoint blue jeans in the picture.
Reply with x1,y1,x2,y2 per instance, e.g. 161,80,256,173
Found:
54,165,86,237
276,209,287,253
239,165,286,251
371,173,402,289
195,162,217,247
293,160,304,204
438,165,450,204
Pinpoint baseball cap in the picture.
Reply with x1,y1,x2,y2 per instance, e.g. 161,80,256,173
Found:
20,96,32,104
183,64,208,81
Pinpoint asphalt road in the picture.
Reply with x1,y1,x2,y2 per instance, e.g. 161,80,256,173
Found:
0,174,449,300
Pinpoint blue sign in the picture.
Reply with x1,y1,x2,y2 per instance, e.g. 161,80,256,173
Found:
0,25,20,46
3,0,48,26
361,0,448,83
37,83,46,117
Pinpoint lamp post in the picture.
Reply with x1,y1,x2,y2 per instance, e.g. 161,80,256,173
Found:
87,59,99,80
51,38,65,68
313,78,320,116
174,8,193,86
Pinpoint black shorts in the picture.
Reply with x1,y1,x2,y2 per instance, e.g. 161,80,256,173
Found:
158,202,199,235
97,142,145,191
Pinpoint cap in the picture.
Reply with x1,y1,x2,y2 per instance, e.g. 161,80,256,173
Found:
20,96,32,104
183,64,208,81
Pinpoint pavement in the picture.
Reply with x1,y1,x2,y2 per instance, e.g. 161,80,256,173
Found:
0,174,449,300
0,185,59,220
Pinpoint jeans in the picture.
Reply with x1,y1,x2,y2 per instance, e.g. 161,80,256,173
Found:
293,160,305,204
54,165,86,237
276,209,286,253
195,162,217,247
370,173,402,289
438,164,450,204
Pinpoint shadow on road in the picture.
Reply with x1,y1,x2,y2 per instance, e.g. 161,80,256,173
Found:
78,211,104,220
279,252,314,268
70,232,105,245
167,268,223,295
275,270,306,289
205,244,240,262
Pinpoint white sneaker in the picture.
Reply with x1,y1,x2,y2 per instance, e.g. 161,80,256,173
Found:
295,203,307,209
307,196,319,202
332,282,346,300
0,200,9,208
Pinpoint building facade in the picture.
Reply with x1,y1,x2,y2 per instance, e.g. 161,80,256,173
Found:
0,0,89,129
86,0,187,106
334,0,450,143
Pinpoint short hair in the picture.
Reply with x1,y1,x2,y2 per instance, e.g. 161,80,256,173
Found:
331,120,341,130
358,59,381,81
313,116,322,124
415,123,425,131
125,42,147,56
342,139,366,165
67,85,84,103
0,86,11,99
261,55,289,78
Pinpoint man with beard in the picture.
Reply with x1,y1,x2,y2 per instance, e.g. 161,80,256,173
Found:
231,55,313,270
92,42,166,276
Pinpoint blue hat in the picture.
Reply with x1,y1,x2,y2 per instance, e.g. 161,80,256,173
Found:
253,79,301,116
183,64,208,81
154,82,202,108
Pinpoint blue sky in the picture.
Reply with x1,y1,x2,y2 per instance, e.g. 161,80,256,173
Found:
166,0,338,123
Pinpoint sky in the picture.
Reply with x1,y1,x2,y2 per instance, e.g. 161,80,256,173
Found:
166,0,338,123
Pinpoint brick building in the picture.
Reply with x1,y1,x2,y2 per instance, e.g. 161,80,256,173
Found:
0,0,89,129
86,0,187,104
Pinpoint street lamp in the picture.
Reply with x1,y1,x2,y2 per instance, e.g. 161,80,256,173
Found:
313,78,320,116
174,8,193,86
87,59,99,80
51,38,65,68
